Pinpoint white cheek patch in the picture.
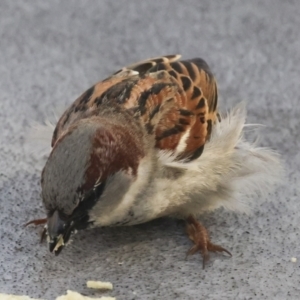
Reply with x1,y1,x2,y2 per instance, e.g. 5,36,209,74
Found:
91,154,153,226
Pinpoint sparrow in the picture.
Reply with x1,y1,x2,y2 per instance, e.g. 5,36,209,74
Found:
26,55,281,267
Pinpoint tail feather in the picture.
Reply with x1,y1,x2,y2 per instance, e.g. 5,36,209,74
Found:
159,103,283,215
26,119,55,158
25,106,65,168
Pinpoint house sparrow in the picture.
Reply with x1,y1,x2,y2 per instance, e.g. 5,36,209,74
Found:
26,55,281,267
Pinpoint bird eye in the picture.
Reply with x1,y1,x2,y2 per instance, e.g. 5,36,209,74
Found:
72,196,79,205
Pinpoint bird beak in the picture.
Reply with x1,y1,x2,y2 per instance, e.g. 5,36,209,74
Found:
48,234,65,255
47,210,74,255
48,223,74,255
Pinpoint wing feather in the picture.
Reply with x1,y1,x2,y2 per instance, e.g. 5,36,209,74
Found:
52,55,219,161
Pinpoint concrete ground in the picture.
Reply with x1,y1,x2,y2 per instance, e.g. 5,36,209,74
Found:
0,1,299,299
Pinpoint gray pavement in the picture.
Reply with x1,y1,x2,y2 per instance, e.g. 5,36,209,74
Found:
0,1,299,299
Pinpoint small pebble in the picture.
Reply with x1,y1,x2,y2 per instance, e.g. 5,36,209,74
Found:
291,257,297,263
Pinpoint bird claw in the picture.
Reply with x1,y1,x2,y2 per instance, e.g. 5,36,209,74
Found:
185,215,231,269
23,218,47,227
24,218,48,243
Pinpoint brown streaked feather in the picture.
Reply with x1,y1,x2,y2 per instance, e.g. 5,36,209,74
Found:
112,54,182,77
52,55,219,161
146,58,218,159
148,58,218,118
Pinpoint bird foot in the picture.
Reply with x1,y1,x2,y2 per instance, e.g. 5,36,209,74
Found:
24,218,47,227
24,218,47,243
185,215,231,268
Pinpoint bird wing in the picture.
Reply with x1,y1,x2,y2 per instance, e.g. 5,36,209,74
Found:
52,55,219,161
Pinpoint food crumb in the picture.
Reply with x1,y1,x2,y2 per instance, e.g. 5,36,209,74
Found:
291,257,297,263
56,290,115,300
86,281,113,290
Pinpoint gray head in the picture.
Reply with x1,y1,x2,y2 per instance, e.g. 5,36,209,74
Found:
41,117,144,255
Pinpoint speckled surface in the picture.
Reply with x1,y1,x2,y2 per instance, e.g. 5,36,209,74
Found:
0,1,299,299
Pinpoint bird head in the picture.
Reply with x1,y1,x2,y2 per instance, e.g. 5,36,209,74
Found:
41,116,144,255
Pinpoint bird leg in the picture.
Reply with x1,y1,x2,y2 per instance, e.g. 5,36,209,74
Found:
24,218,48,243
24,218,47,227
185,215,231,268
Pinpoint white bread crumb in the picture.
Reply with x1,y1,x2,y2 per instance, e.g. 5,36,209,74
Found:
56,290,115,300
87,281,113,290
291,257,297,263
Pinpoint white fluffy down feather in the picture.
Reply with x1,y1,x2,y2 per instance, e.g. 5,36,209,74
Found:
158,104,283,216
26,106,64,161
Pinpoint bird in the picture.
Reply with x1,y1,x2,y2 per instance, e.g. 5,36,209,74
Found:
25,54,282,267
